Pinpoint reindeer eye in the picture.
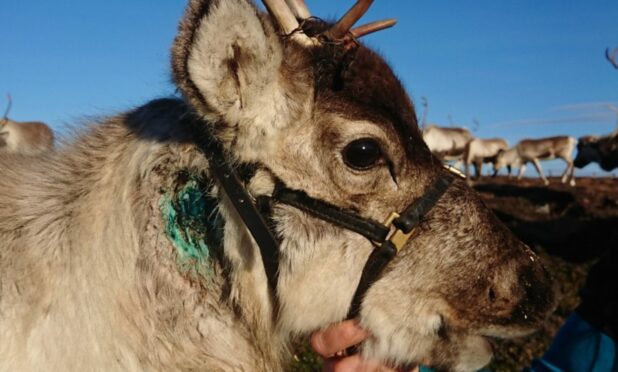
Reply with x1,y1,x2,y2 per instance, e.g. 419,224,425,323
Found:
342,138,384,170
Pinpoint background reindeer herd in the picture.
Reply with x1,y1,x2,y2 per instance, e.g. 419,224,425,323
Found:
413,47,618,186
421,99,618,187
422,123,579,185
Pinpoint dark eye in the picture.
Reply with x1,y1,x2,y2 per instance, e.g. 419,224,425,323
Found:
342,138,384,170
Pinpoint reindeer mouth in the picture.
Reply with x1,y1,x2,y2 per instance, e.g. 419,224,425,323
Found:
438,306,543,341
476,323,539,340
437,313,537,342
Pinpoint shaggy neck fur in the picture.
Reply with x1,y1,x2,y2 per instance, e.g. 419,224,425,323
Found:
0,99,289,371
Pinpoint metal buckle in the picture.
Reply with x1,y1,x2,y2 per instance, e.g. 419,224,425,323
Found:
443,164,466,179
380,212,415,252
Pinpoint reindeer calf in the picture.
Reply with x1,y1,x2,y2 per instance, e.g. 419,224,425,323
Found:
0,1,555,371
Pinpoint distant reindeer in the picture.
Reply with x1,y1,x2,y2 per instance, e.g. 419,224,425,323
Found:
463,137,508,179
574,134,618,171
495,136,577,186
419,101,473,168
492,147,521,178
0,95,54,155
422,124,473,166
574,105,618,171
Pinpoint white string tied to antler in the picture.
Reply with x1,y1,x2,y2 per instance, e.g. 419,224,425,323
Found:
262,0,396,49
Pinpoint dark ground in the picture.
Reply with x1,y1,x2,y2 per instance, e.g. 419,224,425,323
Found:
292,176,618,371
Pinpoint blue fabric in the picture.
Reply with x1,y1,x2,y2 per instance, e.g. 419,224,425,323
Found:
526,313,617,372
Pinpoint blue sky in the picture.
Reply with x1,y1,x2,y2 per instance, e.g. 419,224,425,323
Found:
1,0,617,176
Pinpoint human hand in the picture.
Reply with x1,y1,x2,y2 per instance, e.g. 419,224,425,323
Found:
310,319,419,372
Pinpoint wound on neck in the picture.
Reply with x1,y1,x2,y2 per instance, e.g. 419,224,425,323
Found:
160,173,222,278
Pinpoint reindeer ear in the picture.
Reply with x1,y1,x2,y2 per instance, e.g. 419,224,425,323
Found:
172,0,288,129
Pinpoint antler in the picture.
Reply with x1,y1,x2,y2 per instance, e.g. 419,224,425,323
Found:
261,0,314,46
262,0,301,35
262,0,396,47
324,0,396,46
606,47,618,69
284,0,311,19
326,0,374,40
2,94,12,120
349,19,396,39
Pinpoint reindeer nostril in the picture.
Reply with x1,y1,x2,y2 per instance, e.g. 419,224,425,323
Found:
436,314,448,339
488,287,497,303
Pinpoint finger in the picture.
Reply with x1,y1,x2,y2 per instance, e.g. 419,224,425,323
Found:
311,320,369,357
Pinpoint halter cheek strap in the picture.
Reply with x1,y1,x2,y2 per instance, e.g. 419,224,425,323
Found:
273,176,454,319
197,130,454,323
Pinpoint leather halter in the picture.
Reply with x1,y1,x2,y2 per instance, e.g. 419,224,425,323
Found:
198,130,454,321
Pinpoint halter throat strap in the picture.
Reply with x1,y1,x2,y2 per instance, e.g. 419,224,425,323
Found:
201,136,281,291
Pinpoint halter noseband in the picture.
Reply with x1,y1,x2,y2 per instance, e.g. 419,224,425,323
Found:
198,129,454,322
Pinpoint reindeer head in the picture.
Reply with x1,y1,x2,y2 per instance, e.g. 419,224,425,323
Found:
171,1,554,370
575,135,618,171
